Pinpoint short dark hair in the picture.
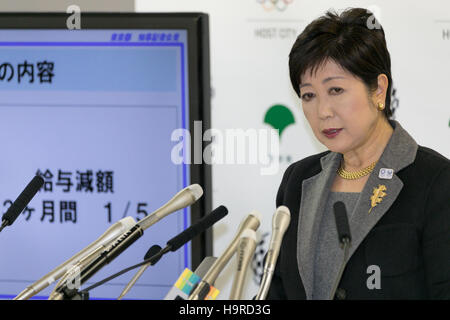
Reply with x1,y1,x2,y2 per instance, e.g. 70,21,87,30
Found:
289,7,393,119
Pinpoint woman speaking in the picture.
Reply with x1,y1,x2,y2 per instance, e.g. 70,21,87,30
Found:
267,7,450,299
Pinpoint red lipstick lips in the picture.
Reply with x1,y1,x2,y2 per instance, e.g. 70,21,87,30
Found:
322,128,342,138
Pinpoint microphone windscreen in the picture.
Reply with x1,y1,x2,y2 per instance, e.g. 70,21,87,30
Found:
144,245,163,264
2,175,44,225
240,228,257,241
194,257,217,278
333,201,351,243
167,205,228,251
187,184,203,201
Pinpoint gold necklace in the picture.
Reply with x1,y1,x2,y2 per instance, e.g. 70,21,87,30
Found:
337,160,378,180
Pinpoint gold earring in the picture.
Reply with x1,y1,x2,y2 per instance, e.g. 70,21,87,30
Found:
377,102,385,111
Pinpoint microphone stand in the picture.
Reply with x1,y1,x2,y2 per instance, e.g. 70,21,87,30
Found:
55,205,227,300
59,247,169,300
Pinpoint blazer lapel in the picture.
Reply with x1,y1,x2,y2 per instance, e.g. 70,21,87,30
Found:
323,160,404,299
324,120,419,299
297,151,342,300
297,120,418,300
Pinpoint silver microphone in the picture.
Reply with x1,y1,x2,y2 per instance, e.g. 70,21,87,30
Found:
117,265,149,300
47,184,204,300
17,184,203,300
163,256,218,300
49,184,203,300
117,245,164,300
255,205,290,300
137,184,203,231
229,229,257,300
14,216,136,300
188,210,262,300
48,245,106,300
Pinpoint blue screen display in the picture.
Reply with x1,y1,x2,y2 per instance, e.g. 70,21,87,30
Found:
0,29,190,300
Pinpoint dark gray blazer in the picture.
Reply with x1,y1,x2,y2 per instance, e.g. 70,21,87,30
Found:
267,120,450,300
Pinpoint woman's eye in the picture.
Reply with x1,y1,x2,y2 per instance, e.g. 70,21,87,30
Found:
301,93,314,101
301,88,342,101
330,87,343,94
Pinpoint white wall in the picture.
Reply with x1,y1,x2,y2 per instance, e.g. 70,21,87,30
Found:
137,0,450,299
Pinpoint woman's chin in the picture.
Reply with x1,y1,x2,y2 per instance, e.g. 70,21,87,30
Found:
320,140,347,154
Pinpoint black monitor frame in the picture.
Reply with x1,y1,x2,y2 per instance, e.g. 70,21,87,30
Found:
0,12,212,270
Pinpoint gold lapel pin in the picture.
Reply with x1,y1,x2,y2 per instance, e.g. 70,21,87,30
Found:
369,185,387,213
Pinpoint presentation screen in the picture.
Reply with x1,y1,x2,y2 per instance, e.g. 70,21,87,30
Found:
0,13,211,300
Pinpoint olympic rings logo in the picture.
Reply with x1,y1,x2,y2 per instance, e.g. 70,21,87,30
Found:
256,0,294,12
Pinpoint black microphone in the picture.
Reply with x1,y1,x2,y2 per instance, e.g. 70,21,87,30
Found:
0,175,44,233
115,244,165,299
73,205,228,299
329,201,352,300
333,201,352,245
167,205,228,251
117,206,229,300
144,244,163,261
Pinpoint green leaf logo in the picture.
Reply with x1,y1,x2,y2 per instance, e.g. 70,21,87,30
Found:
263,104,295,139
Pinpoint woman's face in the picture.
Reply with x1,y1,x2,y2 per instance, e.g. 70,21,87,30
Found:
299,59,384,154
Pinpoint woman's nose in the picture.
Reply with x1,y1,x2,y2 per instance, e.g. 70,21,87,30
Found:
317,99,334,120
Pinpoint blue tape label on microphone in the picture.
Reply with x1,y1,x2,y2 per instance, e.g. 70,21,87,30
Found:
165,268,220,300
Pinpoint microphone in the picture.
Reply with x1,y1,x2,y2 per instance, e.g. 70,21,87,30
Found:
16,184,202,300
144,245,164,260
78,184,204,282
188,210,262,300
118,205,228,299
14,216,136,300
229,229,257,300
137,184,203,231
166,205,227,251
70,206,228,300
329,201,352,300
0,175,44,233
333,201,352,245
117,244,163,300
48,184,205,300
194,256,218,278
164,256,218,300
255,205,291,300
